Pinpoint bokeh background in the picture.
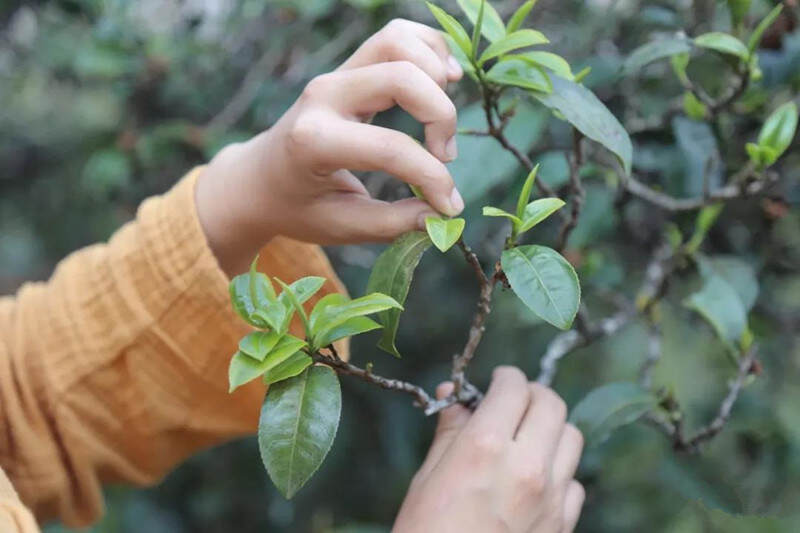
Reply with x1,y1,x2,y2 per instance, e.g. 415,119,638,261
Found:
2,0,800,531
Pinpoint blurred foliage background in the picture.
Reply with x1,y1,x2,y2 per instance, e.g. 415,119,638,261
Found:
2,0,799,531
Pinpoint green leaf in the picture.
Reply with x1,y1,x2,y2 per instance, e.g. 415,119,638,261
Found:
727,0,752,27
686,203,724,253
442,32,476,79
457,0,505,43
258,366,341,498
365,231,433,357
622,37,692,76
694,32,749,60
230,272,278,328
506,0,538,33
671,52,691,85
746,142,778,167
228,334,307,392
470,0,484,60
485,59,552,92
426,2,472,57
682,92,707,120
510,51,574,80
672,116,723,197
278,276,326,306
276,278,312,337
482,206,522,224
532,75,633,175
239,331,283,362
478,29,549,65
697,255,759,311
748,4,783,53
425,217,465,252
252,305,291,335
312,293,402,348
685,275,748,346
501,245,580,330
516,164,540,219
263,351,313,386
308,293,349,332
569,382,657,447
518,198,566,233
757,101,798,160
314,316,382,350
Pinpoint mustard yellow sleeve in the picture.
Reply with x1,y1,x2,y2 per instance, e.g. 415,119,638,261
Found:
0,168,347,530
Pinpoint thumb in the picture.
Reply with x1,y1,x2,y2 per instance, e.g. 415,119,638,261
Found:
417,382,471,479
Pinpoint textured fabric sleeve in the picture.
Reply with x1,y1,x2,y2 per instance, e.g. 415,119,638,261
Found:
0,167,348,529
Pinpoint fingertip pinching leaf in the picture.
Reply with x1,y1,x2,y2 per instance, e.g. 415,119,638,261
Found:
425,216,466,252
501,245,580,330
259,366,341,498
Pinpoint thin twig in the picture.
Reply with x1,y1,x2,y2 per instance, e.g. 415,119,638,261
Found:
556,131,586,251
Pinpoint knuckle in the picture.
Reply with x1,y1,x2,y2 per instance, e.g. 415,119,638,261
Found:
472,431,505,458
515,461,548,495
565,423,585,451
287,115,321,152
534,384,568,422
493,365,527,385
300,74,330,101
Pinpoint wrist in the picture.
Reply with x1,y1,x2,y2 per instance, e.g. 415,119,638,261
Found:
195,136,279,277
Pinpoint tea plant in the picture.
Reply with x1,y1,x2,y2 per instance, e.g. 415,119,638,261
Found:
227,0,798,505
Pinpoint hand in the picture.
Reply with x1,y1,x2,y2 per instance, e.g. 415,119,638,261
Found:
394,367,585,533
196,19,464,276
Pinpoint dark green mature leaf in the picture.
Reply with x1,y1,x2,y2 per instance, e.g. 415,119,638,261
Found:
457,0,505,43
532,76,633,175
510,51,574,80
230,272,276,328
425,217,465,252
312,293,401,348
622,36,692,76
365,231,432,357
758,101,798,160
748,4,783,53
506,0,537,33
263,352,313,386
259,366,341,498
486,59,551,92
685,275,747,346
694,32,749,60
479,29,548,65
427,2,472,57
570,382,657,447
229,334,308,392
314,316,382,350
239,331,282,362
518,198,566,233
501,245,580,330
698,255,759,311
672,117,723,197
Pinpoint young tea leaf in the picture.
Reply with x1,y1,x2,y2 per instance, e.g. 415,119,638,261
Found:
312,293,402,347
516,164,539,219
506,0,538,33
314,316,382,351
239,330,283,362
485,59,552,92
229,334,309,392
757,101,798,161
276,278,312,337
532,75,633,175
259,366,341,498
278,276,326,306
427,2,473,58
230,272,277,328
510,51,574,80
694,32,750,60
457,0,505,43
483,206,522,224
683,91,708,120
425,216,466,252
479,29,549,65
308,293,349,334
748,4,783,53
517,197,566,233
501,245,580,330
470,0,485,60
263,351,312,386
365,231,433,357
686,203,724,253
569,382,657,447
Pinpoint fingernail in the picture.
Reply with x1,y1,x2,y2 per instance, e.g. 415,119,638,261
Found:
447,55,463,77
445,136,458,161
449,188,464,214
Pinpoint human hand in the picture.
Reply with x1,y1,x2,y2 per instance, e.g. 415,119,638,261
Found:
196,19,464,275
393,367,585,533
